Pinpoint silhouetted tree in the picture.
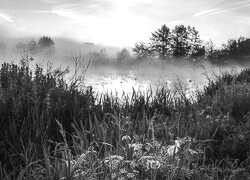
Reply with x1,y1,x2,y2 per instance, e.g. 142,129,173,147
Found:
133,42,152,59
226,37,250,62
171,25,204,58
205,39,215,58
150,24,172,58
133,24,204,60
208,36,250,64
187,26,205,58
27,39,37,54
171,25,189,57
227,39,238,57
117,48,131,63
235,37,250,58
38,36,55,49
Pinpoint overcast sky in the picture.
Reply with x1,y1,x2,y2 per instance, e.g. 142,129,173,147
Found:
0,0,250,47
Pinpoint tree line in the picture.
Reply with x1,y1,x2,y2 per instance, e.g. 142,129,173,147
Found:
0,36,55,56
133,24,250,64
16,35,55,54
1,28,249,65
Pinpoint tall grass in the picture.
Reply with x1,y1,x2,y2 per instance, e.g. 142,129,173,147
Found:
0,58,250,179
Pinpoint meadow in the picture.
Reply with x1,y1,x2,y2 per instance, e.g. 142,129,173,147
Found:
0,56,250,180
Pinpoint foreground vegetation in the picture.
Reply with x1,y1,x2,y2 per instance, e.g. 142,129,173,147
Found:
0,58,250,180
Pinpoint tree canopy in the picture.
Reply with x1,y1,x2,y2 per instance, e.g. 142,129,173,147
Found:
150,24,172,58
206,36,250,64
133,24,205,60
38,36,55,49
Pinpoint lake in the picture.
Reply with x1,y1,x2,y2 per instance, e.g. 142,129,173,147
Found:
83,60,240,99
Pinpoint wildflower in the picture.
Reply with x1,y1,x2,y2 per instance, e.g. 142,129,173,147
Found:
130,161,137,169
166,144,179,157
188,148,198,155
122,135,131,141
112,173,117,179
65,159,76,167
146,161,151,169
73,153,86,169
125,120,133,125
167,137,188,156
133,170,139,174
139,155,155,161
104,155,124,170
145,144,151,152
206,115,212,120
153,140,161,149
120,168,127,174
118,176,126,180
175,138,185,148
139,156,160,169
73,169,87,178
87,146,97,153
145,142,155,152
151,160,161,169
129,143,143,151
127,173,135,178
132,149,143,158
146,159,161,169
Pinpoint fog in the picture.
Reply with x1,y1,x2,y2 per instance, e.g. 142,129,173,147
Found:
0,36,119,65
0,36,245,96
85,58,243,96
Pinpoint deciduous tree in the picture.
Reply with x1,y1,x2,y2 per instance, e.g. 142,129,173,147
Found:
133,42,152,59
38,36,55,49
150,24,172,58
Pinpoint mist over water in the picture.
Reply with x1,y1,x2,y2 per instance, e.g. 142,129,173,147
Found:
85,59,243,98
0,37,245,98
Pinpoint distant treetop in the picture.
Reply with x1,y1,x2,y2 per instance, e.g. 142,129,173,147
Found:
38,35,55,49
133,24,205,60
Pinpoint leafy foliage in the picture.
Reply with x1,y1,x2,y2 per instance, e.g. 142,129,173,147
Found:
133,24,205,60
150,24,172,58
207,37,250,64
38,35,55,49
133,42,152,59
172,25,205,58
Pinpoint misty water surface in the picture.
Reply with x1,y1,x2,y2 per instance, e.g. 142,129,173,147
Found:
0,39,243,99
83,60,243,99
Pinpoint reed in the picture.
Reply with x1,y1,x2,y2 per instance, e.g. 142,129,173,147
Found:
0,60,249,179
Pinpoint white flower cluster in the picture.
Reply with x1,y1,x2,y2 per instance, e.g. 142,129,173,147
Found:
112,169,137,180
127,172,135,178
129,143,143,158
104,155,124,170
139,156,161,170
129,143,143,151
146,159,161,169
65,159,77,167
122,135,131,141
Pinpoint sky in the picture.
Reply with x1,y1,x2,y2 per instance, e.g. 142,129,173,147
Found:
0,0,250,47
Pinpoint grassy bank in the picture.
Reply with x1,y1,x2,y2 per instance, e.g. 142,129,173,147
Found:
0,59,250,180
